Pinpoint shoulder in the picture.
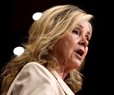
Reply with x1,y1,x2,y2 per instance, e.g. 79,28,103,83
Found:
21,62,55,80
23,61,44,69
22,62,46,72
7,62,57,95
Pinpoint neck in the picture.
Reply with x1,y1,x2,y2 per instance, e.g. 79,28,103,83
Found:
47,65,67,79
56,67,68,79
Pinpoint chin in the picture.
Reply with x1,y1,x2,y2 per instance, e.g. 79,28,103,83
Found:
74,61,82,68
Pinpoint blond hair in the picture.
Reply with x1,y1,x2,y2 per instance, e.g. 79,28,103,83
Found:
0,4,93,94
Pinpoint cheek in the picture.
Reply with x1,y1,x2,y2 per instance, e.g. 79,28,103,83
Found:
53,38,72,58
61,36,74,53
61,41,74,57
62,36,76,59
53,34,75,59
84,47,88,57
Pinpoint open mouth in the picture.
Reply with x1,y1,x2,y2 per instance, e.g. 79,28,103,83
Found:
75,49,84,59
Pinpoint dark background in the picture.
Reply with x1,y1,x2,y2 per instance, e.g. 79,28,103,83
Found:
0,0,113,95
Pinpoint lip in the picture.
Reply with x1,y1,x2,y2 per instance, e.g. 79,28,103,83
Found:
75,52,82,60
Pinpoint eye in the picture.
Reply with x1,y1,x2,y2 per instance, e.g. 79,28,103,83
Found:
85,35,90,42
72,30,80,35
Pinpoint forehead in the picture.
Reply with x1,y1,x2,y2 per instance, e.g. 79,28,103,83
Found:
77,21,92,30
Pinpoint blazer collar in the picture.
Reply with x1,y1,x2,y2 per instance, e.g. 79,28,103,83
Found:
52,70,75,95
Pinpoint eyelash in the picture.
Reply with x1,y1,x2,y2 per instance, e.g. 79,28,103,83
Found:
72,30,80,35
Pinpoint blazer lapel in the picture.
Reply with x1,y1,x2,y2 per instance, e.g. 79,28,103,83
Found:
52,71,75,95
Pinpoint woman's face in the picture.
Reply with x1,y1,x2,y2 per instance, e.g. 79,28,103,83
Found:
53,21,92,71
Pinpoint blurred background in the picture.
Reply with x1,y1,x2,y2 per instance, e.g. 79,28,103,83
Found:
1,0,112,95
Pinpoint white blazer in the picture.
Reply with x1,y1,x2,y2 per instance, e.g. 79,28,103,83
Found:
7,62,75,95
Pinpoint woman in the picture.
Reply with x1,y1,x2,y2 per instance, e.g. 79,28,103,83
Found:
0,4,93,95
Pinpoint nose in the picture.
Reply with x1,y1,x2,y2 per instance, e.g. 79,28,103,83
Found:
78,36,88,47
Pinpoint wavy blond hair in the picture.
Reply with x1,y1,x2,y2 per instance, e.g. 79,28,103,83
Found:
0,4,93,94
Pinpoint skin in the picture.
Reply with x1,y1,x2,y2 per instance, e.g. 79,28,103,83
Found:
52,21,92,79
